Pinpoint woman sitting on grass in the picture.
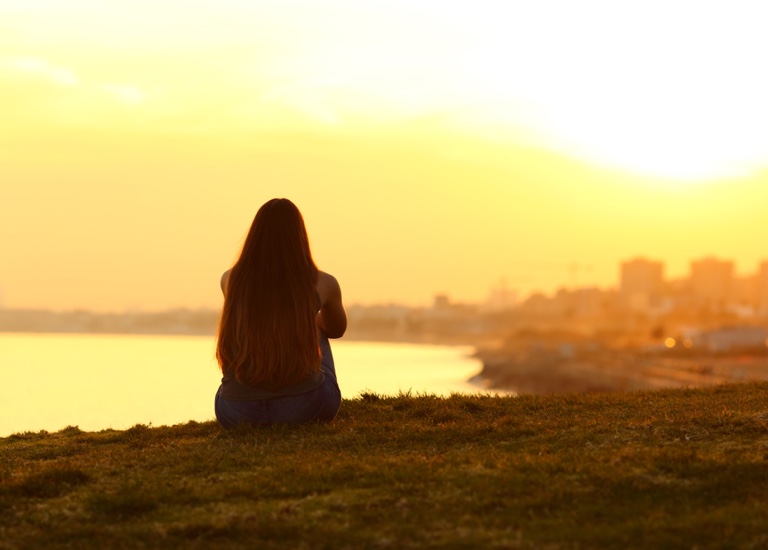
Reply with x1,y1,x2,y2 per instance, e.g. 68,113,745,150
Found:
214,198,347,426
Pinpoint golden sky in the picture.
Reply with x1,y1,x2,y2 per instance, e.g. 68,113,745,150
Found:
2,0,768,311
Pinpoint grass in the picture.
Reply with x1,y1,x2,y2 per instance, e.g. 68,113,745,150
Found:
2,383,768,549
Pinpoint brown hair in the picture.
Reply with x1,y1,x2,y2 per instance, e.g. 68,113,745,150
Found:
216,198,321,388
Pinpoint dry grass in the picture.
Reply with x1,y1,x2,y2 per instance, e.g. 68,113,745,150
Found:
2,383,768,549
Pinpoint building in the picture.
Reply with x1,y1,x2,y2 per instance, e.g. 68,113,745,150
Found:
690,257,734,308
729,275,758,313
483,279,517,312
692,326,768,352
619,258,664,311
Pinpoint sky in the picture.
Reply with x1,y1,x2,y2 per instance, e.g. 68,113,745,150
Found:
2,0,768,311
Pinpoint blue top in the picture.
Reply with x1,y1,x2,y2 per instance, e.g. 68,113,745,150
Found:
219,368,325,401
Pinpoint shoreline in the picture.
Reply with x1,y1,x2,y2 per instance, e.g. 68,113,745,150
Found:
13,328,766,396
473,345,768,394
0,334,486,438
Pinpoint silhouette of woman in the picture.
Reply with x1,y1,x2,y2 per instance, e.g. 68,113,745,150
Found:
214,198,347,426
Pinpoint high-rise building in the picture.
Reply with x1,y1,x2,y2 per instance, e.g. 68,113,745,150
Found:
620,258,664,311
690,257,734,307
483,279,517,312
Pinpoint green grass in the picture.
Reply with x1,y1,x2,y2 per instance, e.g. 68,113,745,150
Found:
2,383,768,549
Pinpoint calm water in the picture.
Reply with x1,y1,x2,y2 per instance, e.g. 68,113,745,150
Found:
0,333,487,436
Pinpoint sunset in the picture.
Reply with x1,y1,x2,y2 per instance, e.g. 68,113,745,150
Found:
3,0,768,311
3,3,768,546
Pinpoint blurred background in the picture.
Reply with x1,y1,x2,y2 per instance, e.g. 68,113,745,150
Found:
2,2,768,428
2,0,767,312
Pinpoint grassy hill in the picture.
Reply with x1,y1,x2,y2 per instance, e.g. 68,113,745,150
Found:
3,383,768,549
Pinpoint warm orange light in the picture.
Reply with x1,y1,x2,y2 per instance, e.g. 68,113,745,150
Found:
3,2,768,312
665,338,676,349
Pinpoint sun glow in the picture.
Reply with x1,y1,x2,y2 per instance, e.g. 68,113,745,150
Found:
429,2,768,183
3,0,768,310
5,1,768,183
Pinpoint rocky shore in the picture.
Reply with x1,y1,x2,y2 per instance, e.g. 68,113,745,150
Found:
473,346,768,394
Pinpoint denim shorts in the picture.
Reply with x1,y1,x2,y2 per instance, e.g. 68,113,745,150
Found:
214,334,341,427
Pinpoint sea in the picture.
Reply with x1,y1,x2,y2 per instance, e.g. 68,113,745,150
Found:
0,333,492,437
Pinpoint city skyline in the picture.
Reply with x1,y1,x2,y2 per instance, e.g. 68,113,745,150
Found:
3,253,768,313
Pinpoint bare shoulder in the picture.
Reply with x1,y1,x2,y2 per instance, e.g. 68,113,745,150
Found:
220,269,232,295
317,270,341,292
317,270,344,305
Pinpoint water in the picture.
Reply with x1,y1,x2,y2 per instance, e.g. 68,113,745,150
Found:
0,333,487,436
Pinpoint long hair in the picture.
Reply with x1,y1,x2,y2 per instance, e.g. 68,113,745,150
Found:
216,198,321,388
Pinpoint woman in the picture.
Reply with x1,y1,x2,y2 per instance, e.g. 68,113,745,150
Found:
214,198,347,427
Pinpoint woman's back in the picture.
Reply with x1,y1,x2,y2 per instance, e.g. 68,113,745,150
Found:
214,198,346,427
216,199,322,389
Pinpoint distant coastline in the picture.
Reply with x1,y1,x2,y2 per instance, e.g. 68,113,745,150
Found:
0,308,220,337
6,305,768,395
0,307,482,345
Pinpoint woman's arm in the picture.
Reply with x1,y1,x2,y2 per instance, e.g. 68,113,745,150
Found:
316,271,347,338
